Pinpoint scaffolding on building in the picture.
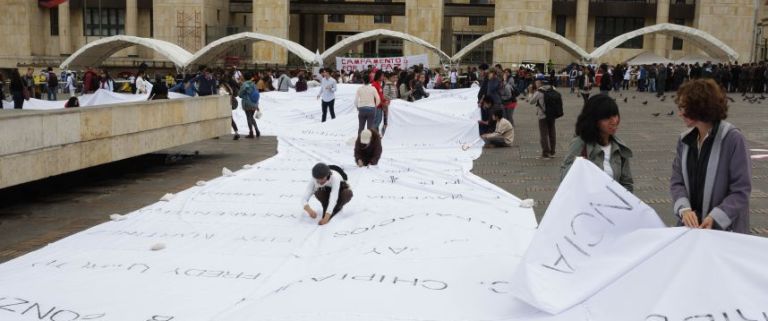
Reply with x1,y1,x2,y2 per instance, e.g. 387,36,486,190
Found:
176,10,202,53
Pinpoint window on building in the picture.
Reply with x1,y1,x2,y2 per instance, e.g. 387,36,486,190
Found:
374,0,392,24
328,14,345,23
555,15,566,37
454,34,493,64
50,7,59,36
672,18,684,50
468,0,489,26
594,17,644,49
84,8,126,37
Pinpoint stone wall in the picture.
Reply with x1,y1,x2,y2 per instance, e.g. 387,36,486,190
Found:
0,96,230,189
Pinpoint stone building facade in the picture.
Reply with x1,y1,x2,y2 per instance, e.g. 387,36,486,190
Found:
0,0,764,69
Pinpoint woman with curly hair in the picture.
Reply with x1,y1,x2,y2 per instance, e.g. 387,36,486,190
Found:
560,94,633,191
671,78,751,233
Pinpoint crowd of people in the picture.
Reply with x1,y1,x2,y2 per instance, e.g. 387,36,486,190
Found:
0,59,753,233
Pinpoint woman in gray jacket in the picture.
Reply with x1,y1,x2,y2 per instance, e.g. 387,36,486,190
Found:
670,79,751,233
561,94,633,191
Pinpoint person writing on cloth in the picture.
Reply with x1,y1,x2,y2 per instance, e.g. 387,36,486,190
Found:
303,163,354,225
355,129,383,167
481,108,514,148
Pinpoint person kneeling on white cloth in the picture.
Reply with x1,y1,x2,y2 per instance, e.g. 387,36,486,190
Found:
355,129,383,167
481,108,514,147
303,163,354,225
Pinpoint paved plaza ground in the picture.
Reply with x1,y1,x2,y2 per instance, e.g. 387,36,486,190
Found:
1,89,766,263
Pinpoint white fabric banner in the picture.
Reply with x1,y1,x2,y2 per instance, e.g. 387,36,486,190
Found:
3,86,768,320
1,86,188,110
510,158,667,314
335,55,429,73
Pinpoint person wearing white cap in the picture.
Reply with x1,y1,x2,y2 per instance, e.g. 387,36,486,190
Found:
354,128,383,167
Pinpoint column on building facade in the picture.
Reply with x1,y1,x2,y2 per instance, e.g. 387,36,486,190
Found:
404,0,444,65
493,1,552,65
126,0,138,56
575,0,589,51
58,1,71,55
654,0,670,57
253,0,289,64
694,0,756,62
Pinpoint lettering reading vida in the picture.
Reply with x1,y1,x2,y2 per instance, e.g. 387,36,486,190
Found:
0,297,106,320
541,185,633,274
646,309,768,321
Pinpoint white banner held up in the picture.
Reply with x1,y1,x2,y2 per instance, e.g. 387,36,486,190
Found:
510,157,666,314
335,55,429,72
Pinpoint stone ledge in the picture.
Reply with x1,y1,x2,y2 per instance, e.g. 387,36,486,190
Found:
0,96,230,189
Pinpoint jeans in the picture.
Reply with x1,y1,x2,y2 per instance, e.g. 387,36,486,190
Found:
538,117,556,156
47,86,57,101
321,99,336,122
357,106,376,134
648,79,656,93
374,107,384,129
244,109,260,135
12,92,24,109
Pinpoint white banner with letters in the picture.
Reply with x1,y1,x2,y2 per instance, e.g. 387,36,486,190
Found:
335,55,429,73
3,87,768,321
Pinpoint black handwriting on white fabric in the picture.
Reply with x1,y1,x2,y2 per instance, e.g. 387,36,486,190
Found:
541,185,633,274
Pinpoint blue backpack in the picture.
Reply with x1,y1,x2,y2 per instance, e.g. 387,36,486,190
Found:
241,83,260,105
248,86,260,104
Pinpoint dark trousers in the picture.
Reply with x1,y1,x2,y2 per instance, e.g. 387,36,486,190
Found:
357,106,376,134
314,181,353,217
244,109,260,135
231,117,238,132
12,92,24,109
321,99,336,122
538,117,556,156
47,86,57,101
504,108,515,126
581,92,590,106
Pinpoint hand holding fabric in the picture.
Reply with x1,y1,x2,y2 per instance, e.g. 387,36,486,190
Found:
681,210,699,228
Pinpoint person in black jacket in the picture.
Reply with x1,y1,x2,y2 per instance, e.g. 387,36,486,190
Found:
193,68,217,96
599,64,612,95
355,128,383,167
148,75,169,100
9,69,28,109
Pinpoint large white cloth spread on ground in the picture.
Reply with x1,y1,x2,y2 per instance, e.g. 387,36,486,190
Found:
2,86,768,320
1,86,188,110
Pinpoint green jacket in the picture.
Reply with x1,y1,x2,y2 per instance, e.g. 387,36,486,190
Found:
560,136,634,192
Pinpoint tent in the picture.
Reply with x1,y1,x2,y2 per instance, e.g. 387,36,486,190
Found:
675,53,722,65
625,51,672,65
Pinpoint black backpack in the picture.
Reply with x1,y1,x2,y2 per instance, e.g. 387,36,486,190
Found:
543,88,563,119
328,165,348,181
47,72,58,87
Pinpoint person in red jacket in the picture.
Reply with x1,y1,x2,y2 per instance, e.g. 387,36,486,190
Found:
371,70,388,132
83,66,98,94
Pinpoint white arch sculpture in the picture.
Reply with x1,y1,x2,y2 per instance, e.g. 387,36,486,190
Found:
60,35,193,70
590,23,739,62
186,32,320,68
451,25,591,63
320,29,452,64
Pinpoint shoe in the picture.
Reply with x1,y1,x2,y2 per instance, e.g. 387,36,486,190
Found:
256,131,261,138
246,134,255,139
233,134,240,140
